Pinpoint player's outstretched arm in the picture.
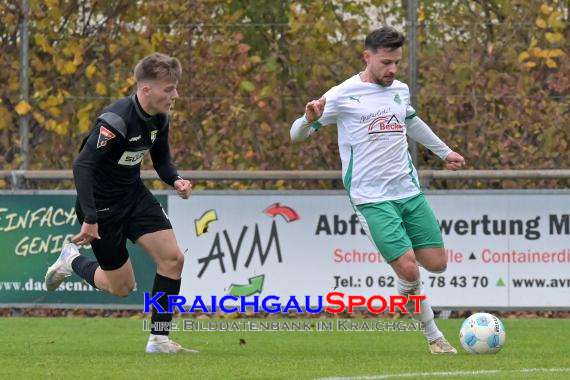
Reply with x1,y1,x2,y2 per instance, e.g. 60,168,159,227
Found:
290,97,326,142
406,116,465,170
405,116,452,159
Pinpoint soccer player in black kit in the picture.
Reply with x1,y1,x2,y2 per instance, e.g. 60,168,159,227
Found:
45,53,195,353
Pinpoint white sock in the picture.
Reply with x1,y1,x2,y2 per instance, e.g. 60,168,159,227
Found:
397,277,443,343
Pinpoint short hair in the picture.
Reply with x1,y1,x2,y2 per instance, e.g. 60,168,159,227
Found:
134,53,181,83
364,27,405,52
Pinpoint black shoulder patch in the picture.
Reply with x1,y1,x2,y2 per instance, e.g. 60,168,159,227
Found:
98,112,127,138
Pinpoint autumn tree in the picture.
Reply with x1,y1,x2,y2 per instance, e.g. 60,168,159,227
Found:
1,0,567,189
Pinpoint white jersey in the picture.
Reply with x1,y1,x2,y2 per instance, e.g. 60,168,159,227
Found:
294,74,451,205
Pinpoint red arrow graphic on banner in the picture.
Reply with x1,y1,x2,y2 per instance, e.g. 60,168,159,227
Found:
263,203,300,222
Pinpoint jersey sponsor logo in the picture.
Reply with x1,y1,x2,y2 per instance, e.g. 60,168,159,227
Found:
118,150,147,166
367,114,404,141
368,115,404,134
150,130,157,143
128,135,142,142
97,126,116,148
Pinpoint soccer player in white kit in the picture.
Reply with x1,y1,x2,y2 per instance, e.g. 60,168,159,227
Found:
291,27,465,354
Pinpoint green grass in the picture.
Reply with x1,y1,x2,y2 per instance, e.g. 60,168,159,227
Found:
1,318,569,379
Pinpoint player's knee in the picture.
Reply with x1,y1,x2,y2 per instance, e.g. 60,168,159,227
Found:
110,281,135,297
173,251,184,270
112,286,133,298
397,261,420,281
432,261,447,273
158,250,184,274
426,256,447,273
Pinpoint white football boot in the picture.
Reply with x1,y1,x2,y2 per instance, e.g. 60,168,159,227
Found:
145,334,199,353
429,336,458,354
45,243,80,291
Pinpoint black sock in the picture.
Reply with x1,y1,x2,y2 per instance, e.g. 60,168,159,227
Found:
150,273,181,336
71,255,99,288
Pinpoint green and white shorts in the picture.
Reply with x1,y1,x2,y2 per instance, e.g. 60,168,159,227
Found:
355,193,443,263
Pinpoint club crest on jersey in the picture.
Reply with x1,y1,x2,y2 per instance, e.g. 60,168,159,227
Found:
150,130,157,143
393,94,402,104
97,126,116,148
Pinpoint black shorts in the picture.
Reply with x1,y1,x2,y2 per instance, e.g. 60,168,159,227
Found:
76,186,172,270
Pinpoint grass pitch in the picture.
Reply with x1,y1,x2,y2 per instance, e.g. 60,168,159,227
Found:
1,317,569,379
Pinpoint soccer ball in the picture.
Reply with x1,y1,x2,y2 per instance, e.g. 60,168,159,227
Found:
459,313,506,354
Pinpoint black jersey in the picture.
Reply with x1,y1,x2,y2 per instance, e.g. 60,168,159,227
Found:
73,95,180,223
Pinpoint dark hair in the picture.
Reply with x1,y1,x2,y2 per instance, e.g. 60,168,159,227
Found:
134,53,182,83
364,27,405,52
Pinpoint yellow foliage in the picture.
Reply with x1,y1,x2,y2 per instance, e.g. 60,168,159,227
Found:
528,47,542,57
32,111,46,124
45,119,57,131
545,32,564,43
77,104,94,133
60,61,77,75
86,63,97,79
55,121,69,135
548,12,565,29
73,52,84,66
9,77,18,92
32,88,51,99
15,101,32,115
540,4,553,15
0,105,11,129
62,44,75,57
41,95,61,108
79,117,91,133
3,13,15,25
418,6,426,22
530,37,538,47
151,33,164,46
524,61,537,69
95,83,108,95
34,33,52,53
152,180,166,189
77,103,93,118
545,59,557,69
535,18,547,28
45,0,60,9
517,51,529,62
48,7,61,21
47,107,61,117
548,49,566,58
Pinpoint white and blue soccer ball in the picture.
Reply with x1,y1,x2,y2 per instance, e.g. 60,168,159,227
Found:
459,312,506,354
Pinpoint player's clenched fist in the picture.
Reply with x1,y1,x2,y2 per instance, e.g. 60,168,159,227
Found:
174,179,192,199
444,152,466,171
304,96,326,123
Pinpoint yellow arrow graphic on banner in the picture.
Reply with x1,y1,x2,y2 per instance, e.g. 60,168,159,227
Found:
195,209,218,236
